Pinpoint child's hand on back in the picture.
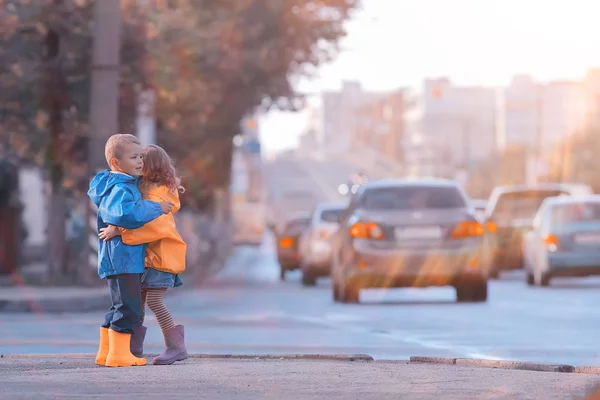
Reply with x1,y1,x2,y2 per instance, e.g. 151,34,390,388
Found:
99,225,121,242
160,201,175,214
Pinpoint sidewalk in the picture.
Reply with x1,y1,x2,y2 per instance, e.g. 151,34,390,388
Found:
0,257,224,313
1,355,599,399
0,261,222,313
0,211,228,313
0,285,110,313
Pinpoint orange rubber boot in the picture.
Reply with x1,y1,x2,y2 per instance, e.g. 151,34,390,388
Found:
95,327,109,366
105,329,147,367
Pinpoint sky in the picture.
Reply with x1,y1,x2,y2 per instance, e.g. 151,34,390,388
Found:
259,0,600,156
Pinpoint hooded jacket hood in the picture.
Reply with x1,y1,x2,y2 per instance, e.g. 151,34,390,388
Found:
88,170,139,207
87,169,165,279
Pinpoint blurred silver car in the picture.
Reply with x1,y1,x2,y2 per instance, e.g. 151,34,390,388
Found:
523,195,600,286
331,178,488,303
276,213,311,281
298,203,347,286
484,183,592,278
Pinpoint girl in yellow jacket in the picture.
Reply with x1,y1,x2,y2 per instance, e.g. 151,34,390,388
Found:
99,144,188,365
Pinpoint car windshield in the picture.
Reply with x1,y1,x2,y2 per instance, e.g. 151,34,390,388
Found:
550,202,600,225
320,208,344,223
284,218,310,234
360,185,466,210
493,190,568,220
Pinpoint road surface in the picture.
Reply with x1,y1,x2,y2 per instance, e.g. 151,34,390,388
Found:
1,156,600,368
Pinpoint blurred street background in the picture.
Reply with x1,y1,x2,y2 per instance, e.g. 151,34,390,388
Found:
3,0,600,383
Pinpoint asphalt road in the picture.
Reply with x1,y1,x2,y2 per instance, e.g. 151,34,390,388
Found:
1,156,600,369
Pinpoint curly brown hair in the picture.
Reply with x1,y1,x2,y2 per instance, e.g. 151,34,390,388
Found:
140,144,185,194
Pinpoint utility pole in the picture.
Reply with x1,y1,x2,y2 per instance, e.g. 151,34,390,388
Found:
136,0,156,146
89,0,121,168
534,84,544,183
43,0,68,284
462,118,471,174
527,84,544,185
85,0,121,284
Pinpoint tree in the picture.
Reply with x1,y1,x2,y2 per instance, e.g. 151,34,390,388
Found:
143,0,359,202
467,145,528,198
0,0,93,282
547,128,600,190
2,0,358,194
0,0,359,282
0,0,145,282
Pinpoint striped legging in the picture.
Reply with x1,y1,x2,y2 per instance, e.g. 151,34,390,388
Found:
140,289,175,331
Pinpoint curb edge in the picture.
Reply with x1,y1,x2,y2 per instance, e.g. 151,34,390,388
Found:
1,353,374,362
409,356,576,373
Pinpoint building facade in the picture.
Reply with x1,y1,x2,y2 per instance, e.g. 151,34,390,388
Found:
403,78,498,178
320,81,383,156
313,69,600,181
500,75,585,151
352,90,405,165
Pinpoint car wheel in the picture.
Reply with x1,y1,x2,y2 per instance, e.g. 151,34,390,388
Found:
279,267,285,281
456,281,488,302
526,271,535,286
340,281,360,304
301,270,317,286
533,260,551,287
538,272,551,287
488,267,500,280
332,281,340,302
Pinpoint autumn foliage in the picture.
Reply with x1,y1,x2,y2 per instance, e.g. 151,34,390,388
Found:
466,145,528,199
0,0,358,204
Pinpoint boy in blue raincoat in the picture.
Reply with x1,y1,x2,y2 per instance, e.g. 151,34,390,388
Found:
87,134,174,367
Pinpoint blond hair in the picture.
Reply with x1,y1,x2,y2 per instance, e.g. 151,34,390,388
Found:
104,134,141,167
140,144,185,193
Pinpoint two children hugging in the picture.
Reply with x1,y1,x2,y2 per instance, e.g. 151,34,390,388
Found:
87,133,188,367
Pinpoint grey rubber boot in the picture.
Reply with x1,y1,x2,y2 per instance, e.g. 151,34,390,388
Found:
130,325,147,358
152,325,188,365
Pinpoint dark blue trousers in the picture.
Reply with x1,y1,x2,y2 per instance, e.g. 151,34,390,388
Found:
102,273,142,334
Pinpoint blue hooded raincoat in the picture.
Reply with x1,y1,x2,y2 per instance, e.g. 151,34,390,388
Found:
87,170,163,279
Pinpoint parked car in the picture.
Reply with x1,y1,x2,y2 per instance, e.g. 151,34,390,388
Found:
330,178,488,303
276,213,311,280
523,195,600,286
484,183,592,278
298,202,347,286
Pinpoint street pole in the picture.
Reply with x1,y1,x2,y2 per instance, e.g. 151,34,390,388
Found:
137,90,156,146
533,84,544,184
89,0,121,169
463,118,471,176
136,0,156,146
43,1,68,283
85,0,121,284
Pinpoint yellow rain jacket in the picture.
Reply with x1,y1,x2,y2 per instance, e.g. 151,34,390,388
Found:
119,185,186,274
